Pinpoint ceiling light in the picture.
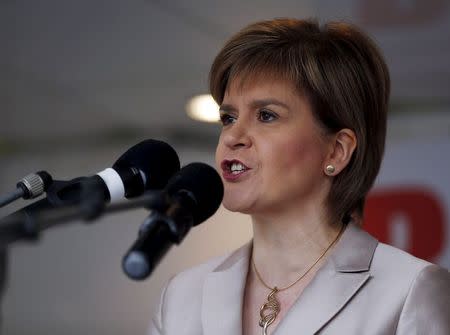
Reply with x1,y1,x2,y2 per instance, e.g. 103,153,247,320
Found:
186,94,220,123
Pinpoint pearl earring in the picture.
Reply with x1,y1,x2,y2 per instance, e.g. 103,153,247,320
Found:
325,165,335,174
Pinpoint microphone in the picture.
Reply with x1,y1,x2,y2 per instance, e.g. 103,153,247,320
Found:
122,162,224,280
0,139,180,244
47,139,180,206
0,171,53,208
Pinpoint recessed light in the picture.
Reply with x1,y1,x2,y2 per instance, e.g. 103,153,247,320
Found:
186,94,220,123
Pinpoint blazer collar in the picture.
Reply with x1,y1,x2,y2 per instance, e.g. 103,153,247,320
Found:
276,222,378,334
331,221,378,273
201,242,251,335
201,222,378,335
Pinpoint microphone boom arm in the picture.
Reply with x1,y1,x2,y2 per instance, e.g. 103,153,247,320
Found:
0,190,165,247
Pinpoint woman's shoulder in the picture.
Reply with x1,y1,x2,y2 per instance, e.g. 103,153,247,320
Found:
339,222,447,282
373,242,431,271
165,241,251,298
371,241,449,301
168,253,230,290
149,242,251,333
371,243,450,333
372,241,446,276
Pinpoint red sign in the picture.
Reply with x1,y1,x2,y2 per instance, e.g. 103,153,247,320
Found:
364,187,446,262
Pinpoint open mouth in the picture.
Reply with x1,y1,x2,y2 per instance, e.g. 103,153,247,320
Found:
221,159,251,178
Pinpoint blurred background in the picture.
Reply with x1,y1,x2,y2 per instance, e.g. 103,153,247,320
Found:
1,0,449,334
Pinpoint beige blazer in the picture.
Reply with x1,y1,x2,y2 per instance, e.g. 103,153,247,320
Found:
149,223,450,334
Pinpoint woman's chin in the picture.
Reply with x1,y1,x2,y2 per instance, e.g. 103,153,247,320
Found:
222,196,255,214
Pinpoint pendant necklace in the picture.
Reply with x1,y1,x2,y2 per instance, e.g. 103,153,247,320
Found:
251,224,345,335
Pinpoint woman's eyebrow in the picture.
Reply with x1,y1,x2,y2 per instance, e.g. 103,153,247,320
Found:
219,104,236,113
219,99,289,112
250,98,289,110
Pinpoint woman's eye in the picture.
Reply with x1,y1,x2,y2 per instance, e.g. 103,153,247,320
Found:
258,110,277,122
219,113,236,126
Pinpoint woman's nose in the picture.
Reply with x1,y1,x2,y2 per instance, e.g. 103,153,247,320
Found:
222,120,252,149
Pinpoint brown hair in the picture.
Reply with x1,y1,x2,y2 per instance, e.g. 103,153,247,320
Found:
209,18,390,224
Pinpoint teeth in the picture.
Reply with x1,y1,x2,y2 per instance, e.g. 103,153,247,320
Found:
230,163,245,173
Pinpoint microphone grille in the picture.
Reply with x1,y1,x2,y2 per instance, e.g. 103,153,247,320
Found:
165,162,224,226
112,139,180,190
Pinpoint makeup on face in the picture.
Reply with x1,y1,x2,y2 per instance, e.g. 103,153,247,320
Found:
215,77,331,214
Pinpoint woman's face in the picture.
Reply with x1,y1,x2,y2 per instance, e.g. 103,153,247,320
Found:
215,76,333,215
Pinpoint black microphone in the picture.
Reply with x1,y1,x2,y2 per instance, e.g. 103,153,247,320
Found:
122,162,224,280
47,139,180,206
0,139,180,244
0,171,53,208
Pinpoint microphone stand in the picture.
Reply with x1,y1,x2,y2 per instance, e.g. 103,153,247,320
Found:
0,189,25,208
0,181,165,327
0,188,165,248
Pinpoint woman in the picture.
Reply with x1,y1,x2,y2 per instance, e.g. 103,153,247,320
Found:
149,18,450,334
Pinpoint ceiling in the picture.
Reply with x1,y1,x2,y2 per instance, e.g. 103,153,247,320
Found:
1,0,450,154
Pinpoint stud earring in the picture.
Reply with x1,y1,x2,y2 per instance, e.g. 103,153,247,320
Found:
325,164,335,175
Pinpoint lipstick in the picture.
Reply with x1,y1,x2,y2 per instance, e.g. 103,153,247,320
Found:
221,159,251,182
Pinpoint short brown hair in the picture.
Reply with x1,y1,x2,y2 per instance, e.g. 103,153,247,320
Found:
209,18,390,224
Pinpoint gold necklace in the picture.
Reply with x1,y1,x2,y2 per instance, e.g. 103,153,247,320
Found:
252,224,345,335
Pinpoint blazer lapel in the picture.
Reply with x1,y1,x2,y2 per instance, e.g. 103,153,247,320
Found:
275,223,378,335
201,242,251,335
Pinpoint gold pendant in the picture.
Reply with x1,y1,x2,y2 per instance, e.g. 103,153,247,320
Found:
259,287,280,335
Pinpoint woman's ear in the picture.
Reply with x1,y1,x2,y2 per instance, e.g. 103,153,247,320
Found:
324,128,357,176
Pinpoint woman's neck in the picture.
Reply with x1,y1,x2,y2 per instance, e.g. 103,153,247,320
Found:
250,206,343,287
